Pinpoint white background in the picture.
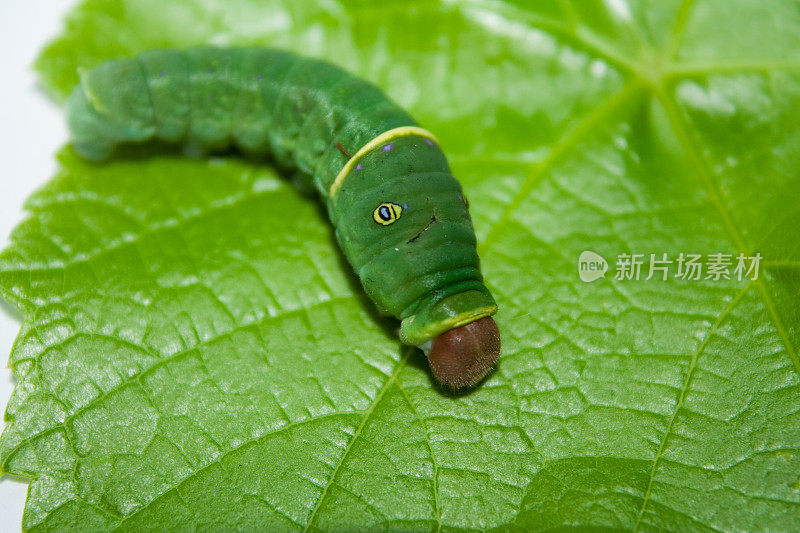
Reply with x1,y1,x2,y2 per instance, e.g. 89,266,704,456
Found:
0,1,77,530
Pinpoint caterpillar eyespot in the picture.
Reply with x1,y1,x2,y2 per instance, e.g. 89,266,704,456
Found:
373,202,402,225
66,46,500,388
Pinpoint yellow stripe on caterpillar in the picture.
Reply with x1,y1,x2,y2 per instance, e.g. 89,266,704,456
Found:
329,126,439,198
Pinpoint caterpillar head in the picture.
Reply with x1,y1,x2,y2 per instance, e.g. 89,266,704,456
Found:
421,316,500,389
331,132,500,389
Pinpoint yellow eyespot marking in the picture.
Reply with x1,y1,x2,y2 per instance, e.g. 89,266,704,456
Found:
373,202,403,225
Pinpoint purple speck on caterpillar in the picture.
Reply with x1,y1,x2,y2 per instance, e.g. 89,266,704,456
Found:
159,70,167,77
205,67,213,73
355,163,363,171
426,139,434,146
256,74,263,80
382,144,393,152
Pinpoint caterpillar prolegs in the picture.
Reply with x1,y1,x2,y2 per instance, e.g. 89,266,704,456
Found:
66,47,500,388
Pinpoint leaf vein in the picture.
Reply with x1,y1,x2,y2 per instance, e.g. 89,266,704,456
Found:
1,295,355,471
632,283,751,531
302,348,413,532
113,412,357,530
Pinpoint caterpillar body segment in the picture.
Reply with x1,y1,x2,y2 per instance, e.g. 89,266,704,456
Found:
68,48,413,193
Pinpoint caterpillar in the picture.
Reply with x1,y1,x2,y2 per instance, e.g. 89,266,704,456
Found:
66,47,500,388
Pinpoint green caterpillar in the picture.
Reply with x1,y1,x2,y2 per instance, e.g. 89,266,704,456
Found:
67,47,500,388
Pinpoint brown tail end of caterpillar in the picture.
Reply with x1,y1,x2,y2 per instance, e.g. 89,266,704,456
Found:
426,316,501,389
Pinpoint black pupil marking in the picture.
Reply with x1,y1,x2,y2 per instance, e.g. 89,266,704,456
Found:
379,206,392,220
407,214,437,244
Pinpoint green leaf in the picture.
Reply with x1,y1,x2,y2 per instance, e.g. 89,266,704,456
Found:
3,0,800,530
